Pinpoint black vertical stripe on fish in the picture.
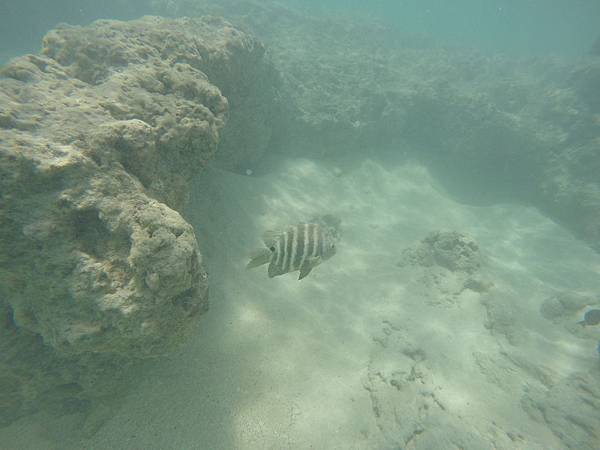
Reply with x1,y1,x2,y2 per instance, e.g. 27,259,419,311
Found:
289,225,296,271
305,224,313,263
299,223,310,269
293,223,307,270
275,234,283,267
280,230,287,272
319,227,324,257
292,224,306,270
273,235,282,274
292,227,298,269
311,223,319,258
284,228,291,272
290,225,299,271
276,231,283,273
285,227,295,272
280,229,288,273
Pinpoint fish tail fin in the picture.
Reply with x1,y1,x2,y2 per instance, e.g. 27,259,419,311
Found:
246,249,272,269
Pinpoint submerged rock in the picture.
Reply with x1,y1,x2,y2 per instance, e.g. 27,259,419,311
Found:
0,15,269,427
397,231,491,307
398,231,482,274
539,291,593,322
539,292,600,347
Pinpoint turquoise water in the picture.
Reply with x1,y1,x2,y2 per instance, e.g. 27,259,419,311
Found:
0,0,144,59
291,0,600,55
2,0,600,59
1,1,599,449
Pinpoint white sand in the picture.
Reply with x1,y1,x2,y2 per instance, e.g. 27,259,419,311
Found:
3,156,599,449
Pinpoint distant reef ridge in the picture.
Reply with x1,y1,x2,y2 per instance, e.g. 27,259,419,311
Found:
161,0,600,255
0,15,281,427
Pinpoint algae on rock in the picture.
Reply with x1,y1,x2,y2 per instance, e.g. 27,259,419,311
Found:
0,15,273,427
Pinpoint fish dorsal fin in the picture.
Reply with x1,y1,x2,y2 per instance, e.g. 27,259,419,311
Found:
262,230,282,248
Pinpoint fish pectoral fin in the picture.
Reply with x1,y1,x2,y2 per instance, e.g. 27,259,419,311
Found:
246,249,272,269
298,263,313,280
262,230,281,248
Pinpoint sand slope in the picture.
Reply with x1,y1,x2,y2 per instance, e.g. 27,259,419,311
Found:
4,156,598,449
88,157,600,449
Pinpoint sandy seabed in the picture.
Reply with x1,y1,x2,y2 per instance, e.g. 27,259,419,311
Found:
2,155,599,449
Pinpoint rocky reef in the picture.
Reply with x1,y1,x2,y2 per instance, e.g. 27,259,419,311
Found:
154,0,600,254
2,0,600,440
0,15,277,426
268,24,600,253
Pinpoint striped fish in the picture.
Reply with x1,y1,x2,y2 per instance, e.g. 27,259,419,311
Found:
247,222,337,280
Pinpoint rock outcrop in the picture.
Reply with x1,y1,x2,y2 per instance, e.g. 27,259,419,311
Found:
396,231,493,307
397,231,482,274
2,0,600,435
155,0,600,253
0,15,274,426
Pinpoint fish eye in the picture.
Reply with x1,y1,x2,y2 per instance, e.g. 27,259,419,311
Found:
269,246,276,252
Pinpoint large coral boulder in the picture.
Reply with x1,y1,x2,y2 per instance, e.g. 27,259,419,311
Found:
0,16,270,426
